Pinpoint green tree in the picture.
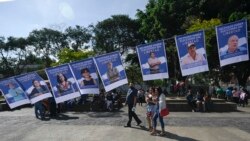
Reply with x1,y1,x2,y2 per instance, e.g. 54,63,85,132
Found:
0,37,15,77
92,15,143,54
136,0,203,41
65,25,92,51
125,65,142,84
0,36,45,77
53,48,95,66
200,0,250,22
28,28,67,67
5,36,32,74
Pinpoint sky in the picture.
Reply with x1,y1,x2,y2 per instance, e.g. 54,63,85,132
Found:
0,0,148,38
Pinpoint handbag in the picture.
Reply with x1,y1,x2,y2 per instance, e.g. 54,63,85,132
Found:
160,107,169,117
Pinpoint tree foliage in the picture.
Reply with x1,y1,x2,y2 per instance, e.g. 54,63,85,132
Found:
65,25,91,51
92,15,143,54
27,28,67,67
0,36,45,77
53,48,95,66
136,0,202,41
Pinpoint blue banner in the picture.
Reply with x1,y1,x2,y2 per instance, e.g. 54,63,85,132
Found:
0,78,30,109
45,64,81,103
94,51,128,92
136,40,169,80
69,58,99,94
216,19,249,66
15,72,52,104
175,30,209,76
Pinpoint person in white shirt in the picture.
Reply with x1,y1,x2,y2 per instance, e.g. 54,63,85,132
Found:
181,43,206,65
148,52,161,74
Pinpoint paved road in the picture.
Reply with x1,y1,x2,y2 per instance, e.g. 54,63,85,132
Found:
0,104,250,141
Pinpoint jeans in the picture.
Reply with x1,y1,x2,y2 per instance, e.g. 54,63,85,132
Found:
153,111,164,129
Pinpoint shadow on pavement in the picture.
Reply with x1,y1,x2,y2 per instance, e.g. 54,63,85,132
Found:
87,111,123,118
129,126,198,141
163,131,198,141
54,113,79,120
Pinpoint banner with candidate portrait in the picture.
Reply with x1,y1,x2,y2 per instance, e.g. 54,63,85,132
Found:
175,30,209,76
45,64,81,103
136,40,169,81
69,58,99,94
216,19,249,67
94,51,128,92
0,78,30,109
15,72,52,104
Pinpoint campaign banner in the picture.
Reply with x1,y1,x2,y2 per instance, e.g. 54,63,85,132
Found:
216,19,249,66
175,30,209,76
15,72,52,104
45,64,81,103
94,51,128,92
136,40,169,80
69,58,99,94
0,78,30,109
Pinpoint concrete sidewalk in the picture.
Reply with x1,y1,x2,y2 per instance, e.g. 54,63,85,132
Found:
14,125,250,141
0,104,250,141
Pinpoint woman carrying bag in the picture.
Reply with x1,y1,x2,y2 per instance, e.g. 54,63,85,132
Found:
151,87,168,136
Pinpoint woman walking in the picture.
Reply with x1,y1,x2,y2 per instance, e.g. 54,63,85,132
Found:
151,87,166,136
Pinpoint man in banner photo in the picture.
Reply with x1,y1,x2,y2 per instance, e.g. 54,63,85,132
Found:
181,42,206,65
148,51,161,74
106,61,120,83
220,35,247,56
216,19,249,67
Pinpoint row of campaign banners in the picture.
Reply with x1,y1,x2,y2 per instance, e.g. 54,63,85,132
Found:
0,52,128,109
139,19,249,76
0,19,249,109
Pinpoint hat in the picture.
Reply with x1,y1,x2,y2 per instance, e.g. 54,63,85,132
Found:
187,42,195,48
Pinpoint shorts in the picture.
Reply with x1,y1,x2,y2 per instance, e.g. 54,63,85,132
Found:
146,105,155,117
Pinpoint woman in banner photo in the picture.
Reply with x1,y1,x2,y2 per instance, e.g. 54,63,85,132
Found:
7,82,26,102
106,61,120,83
80,68,97,86
148,51,161,74
220,35,247,56
29,80,49,99
181,42,206,65
56,73,73,96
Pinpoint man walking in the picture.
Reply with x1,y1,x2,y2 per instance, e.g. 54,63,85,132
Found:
124,83,142,127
